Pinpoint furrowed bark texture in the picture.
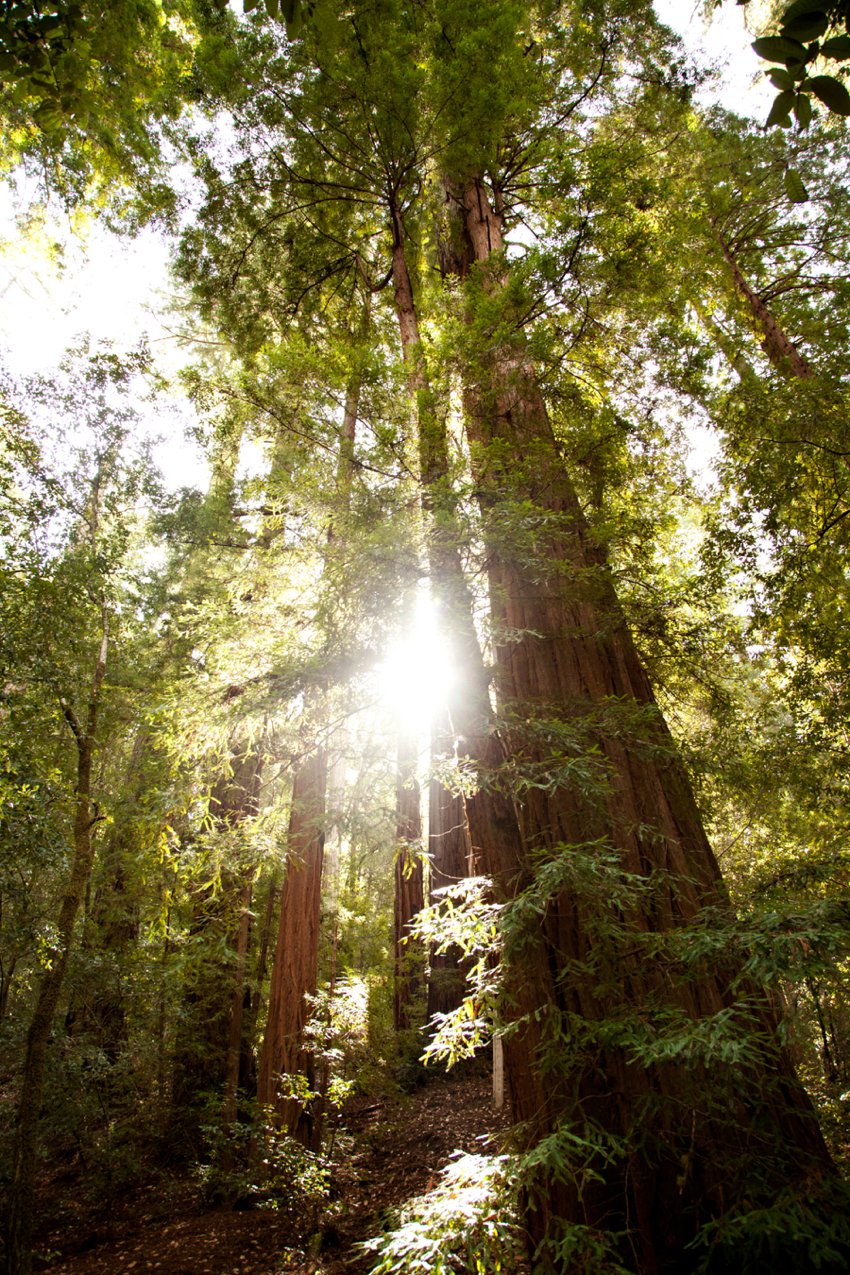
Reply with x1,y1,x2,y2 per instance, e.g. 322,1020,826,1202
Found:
440,178,836,1274
389,215,525,1034
258,339,363,1145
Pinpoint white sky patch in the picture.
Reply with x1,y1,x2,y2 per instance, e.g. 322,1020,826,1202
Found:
0,182,209,492
653,0,774,120
236,435,269,484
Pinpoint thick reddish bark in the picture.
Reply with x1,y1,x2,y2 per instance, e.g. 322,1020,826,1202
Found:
257,734,327,1147
388,214,517,1033
393,733,424,1032
439,178,837,1272
258,326,365,1145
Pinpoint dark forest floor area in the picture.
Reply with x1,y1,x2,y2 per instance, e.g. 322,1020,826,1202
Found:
34,1063,510,1275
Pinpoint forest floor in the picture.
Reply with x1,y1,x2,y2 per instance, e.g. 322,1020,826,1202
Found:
35,1061,511,1275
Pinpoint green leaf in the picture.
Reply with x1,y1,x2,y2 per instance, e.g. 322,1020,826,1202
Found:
265,0,280,17
794,91,813,126
808,74,850,114
33,101,62,130
752,36,808,62
781,13,829,41
769,68,795,89
766,89,796,125
784,168,809,202
821,34,850,59
243,0,259,11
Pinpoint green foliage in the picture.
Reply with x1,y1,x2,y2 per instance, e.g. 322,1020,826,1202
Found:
743,0,850,132
198,1104,329,1220
0,0,203,205
5,2,850,1271
305,974,372,1105
363,1153,523,1275
413,879,502,1067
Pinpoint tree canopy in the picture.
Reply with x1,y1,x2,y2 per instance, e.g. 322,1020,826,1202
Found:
2,2,850,1274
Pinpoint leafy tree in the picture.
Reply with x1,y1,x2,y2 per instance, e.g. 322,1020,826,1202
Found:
0,345,171,1275
173,1,850,1268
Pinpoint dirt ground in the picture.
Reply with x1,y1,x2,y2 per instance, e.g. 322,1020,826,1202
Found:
35,1063,511,1275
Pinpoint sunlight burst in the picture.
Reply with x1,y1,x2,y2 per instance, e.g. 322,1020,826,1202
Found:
377,590,455,737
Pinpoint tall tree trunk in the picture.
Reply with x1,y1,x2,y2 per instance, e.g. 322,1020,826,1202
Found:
65,732,150,1064
243,870,279,1088
222,880,254,1129
3,612,108,1275
256,731,327,1147
388,204,526,1041
439,177,837,1273
426,711,471,1020
257,330,364,1145
394,731,424,1032
717,231,813,379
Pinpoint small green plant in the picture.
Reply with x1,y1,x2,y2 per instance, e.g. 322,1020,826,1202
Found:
362,1152,524,1275
412,877,503,1067
197,1106,328,1231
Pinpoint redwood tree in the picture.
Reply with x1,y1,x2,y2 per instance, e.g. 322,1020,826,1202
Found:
175,0,850,1266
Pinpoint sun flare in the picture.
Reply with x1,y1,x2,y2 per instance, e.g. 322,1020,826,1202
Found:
377,590,455,737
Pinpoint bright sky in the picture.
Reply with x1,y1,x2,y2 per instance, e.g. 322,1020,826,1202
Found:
0,182,205,489
654,0,773,117
0,2,774,489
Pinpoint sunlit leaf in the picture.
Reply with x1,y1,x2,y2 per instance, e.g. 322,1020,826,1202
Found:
784,167,809,202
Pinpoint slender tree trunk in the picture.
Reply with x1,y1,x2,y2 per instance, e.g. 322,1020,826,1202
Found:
0,891,18,1027
691,295,756,383
257,330,365,1145
66,735,150,1062
3,615,107,1275
717,232,813,378
440,176,837,1272
426,712,471,1019
222,880,254,1128
256,733,327,1148
394,731,424,1032
244,870,278,1079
